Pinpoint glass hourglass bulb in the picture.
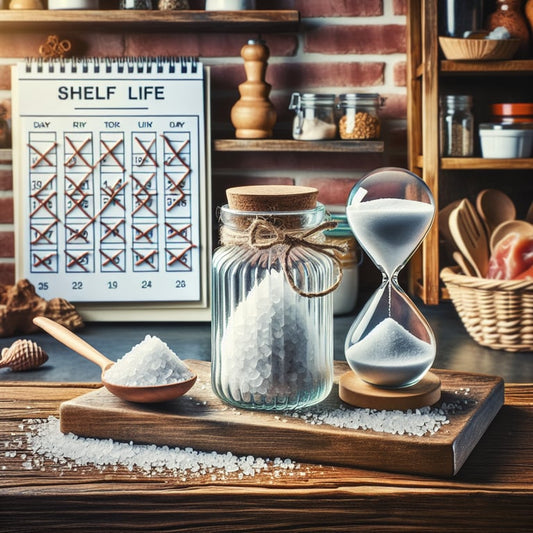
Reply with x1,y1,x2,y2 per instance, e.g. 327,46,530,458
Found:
344,168,436,388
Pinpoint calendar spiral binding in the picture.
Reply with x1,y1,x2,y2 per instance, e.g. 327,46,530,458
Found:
24,56,200,75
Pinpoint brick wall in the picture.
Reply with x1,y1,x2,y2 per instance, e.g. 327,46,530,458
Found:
0,0,407,288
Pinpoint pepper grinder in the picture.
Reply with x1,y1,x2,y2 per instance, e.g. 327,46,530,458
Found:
231,38,277,139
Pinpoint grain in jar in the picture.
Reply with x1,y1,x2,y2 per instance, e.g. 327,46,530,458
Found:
439,95,474,157
337,93,382,140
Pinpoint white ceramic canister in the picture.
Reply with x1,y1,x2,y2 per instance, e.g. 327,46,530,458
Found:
48,0,99,8
205,0,256,10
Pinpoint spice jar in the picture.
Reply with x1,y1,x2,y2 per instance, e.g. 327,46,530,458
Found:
120,0,152,8
324,214,359,315
337,93,382,140
491,103,533,124
211,185,340,410
289,93,337,140
439,94,474,157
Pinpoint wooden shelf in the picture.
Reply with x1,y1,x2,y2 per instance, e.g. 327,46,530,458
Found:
214,139,385,153
440,59,533,74
415,154,533,170
0,10,300,32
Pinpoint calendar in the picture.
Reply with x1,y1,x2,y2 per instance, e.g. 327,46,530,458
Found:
12,58,211,321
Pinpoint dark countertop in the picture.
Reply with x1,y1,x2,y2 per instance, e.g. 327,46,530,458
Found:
1,300,532,384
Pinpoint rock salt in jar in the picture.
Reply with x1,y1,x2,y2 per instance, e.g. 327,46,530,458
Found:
211,185,342,410
289,93,337,140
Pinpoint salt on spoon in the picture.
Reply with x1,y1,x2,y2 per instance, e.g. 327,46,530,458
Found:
32,316,197,403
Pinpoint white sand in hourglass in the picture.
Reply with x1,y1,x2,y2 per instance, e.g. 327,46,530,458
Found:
345,317,435,387
347,197,434,278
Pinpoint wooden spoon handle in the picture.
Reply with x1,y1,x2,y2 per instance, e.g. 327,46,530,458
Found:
33,316,113,372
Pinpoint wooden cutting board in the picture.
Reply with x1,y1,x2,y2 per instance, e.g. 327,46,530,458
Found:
59,361,504,477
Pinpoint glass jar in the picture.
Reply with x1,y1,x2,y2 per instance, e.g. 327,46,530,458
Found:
324,214,359,315
337,93,382,140
439,94,474,157
289,93,337,140
211,186,336,411
120,0,152,8
438,0,484,37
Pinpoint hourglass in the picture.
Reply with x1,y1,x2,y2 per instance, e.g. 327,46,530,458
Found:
340,168,441,410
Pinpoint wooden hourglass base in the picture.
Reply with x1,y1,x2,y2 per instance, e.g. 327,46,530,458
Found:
339,371,442,410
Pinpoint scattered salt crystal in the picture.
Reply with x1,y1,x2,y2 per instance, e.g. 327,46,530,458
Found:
103,335,193,387
289,400,469,437
21,417,298,480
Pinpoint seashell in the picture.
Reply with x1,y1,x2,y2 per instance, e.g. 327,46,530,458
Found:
44,298,84,330
0,339,48,371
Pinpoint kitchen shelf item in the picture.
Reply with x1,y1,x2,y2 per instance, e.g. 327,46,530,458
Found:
438,37,520,60
211,185,336,411
476,188,516,240
441,266,533,351
337,93,382,140
479,123,533,158
231,38,276,139
439,94,474,157
289,93,337,140
487,0,531,58
491,102,533,123
438,0,484,38
344,168,437,392
448,198,489,277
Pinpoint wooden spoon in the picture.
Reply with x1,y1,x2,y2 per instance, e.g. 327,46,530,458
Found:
490,219,533,252
476,189,516,240
453,251,476,276
448,199,490,277
33,316,197,403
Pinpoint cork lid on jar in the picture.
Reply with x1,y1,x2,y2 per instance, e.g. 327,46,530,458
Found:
226,185,318,212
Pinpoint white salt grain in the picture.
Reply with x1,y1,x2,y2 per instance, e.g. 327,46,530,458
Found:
290,398,470,437
22,417,298,480
103,335,193,387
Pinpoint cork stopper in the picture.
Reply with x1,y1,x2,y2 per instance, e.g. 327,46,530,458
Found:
226,185,318,212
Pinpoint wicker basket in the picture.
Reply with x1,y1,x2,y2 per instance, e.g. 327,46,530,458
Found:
440,267,533,352
438,37,520,61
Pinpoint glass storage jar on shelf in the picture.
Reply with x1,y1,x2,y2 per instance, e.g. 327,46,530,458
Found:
337,93,382,140
289,93,337,140
211,185,342,411
439,94,474,157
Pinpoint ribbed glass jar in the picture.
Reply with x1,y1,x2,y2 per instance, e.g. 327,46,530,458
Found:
211,192,335,411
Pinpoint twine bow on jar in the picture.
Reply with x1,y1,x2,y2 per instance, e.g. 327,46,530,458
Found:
221,218,347,298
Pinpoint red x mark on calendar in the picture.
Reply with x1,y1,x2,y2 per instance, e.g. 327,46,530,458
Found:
100,249,125,271
32,251,56,271
161,135,190,167
100,179,127,214
94,138,125,171
30,220,57,245
64,136,92,168
65,176,93,220
132,222,158,243
134,249,157,269
131,173,157,217
100,219,125,242
165,222,193,244
65,250,90,272
30,190,57,219
28,141,57,168
65,222,90,244
134,136,158,167
166,244,195,270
